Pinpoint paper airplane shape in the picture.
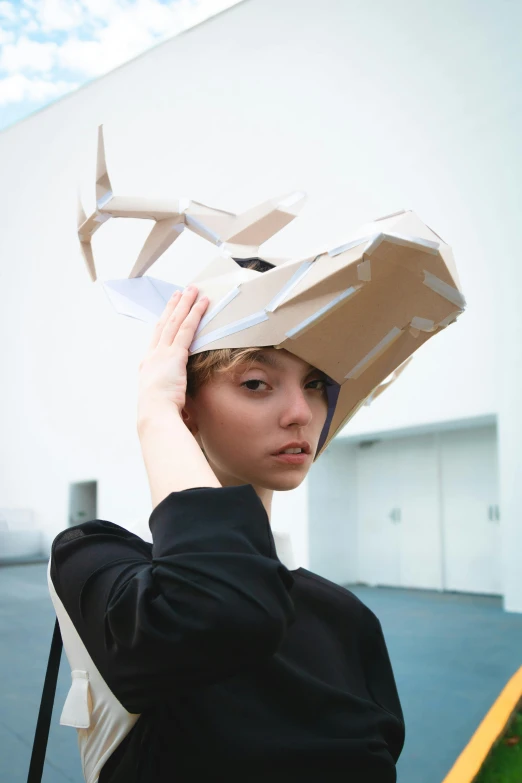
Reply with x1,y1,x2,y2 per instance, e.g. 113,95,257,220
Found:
78,125,306,283
79,127,466,457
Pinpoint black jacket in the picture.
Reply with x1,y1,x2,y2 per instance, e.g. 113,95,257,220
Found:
50,484,405,782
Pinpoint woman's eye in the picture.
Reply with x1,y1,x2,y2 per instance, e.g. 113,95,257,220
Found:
307,379,328,391
241,379,268,391
240,377,330,392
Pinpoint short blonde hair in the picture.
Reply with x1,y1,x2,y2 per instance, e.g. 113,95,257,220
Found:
186,347,270,398
186,257,274,398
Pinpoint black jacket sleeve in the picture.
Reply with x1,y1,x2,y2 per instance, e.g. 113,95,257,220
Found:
360,609,405,761
50,484,296,713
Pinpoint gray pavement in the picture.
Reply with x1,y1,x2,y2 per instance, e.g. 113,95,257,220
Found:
1,564,521,783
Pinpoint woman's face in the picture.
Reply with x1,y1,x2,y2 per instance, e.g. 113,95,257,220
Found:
183,348,329,492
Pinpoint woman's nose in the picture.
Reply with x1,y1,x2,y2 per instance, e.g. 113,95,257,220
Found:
279,388,313,428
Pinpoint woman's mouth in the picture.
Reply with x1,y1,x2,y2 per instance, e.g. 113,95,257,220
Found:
271,449,308,465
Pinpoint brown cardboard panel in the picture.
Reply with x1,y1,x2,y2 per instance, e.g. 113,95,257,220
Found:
367,358,413,404
316,329,434,457
280,246,363,305
95,123,111,203
227,209,297,246
102,196,183,221
129,218,185,278
368,241,459,289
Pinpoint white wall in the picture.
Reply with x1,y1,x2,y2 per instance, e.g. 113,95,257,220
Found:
0,0,519,584
308,442,358,585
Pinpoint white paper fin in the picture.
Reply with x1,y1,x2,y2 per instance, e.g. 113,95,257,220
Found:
101,277,183,323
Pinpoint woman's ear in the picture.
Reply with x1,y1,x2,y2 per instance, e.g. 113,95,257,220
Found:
181,401,198,435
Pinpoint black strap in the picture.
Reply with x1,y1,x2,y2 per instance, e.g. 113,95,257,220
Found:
27,619,63,783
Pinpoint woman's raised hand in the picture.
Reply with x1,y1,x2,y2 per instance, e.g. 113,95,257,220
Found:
137,286,209,422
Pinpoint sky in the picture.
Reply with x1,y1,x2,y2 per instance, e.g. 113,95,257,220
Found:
0,0,241,131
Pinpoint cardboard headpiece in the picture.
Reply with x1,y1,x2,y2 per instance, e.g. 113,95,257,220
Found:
79,125,466,458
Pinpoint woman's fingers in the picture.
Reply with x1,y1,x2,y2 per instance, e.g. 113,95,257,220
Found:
158,286,205,349
174,295,209,352
147,289,182,353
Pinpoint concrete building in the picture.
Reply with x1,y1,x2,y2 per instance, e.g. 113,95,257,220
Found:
1,0,521,610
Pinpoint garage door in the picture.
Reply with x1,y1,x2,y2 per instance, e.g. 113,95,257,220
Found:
439,427,501,594
356,425,501,595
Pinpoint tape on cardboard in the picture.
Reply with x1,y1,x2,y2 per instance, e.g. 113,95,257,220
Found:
345,327,403,380
386,233,440,253
277,191,306,209
357,258,372,282
437,310,462,328
265,259,316,313
364,232,440,256
423,270,466,308
285,285,361,339
374,209,408,222
328,237,370,258
194,286,241,335
190,310,269,352
96,191,113,210
184,214,222,243
410,316,435,332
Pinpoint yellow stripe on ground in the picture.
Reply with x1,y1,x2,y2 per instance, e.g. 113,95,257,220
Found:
441,666,522,783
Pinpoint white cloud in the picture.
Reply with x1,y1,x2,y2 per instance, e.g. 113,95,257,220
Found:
0,1,17,22
0,0,242,125
0,27,15,45
0,36,59,74
57,0,239,77
0,1,242,79
0,72,78,105
31,0,87,33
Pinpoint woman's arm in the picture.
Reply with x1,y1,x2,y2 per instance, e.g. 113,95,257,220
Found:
136,286,219,508
137,404,220,509
51,484,296,714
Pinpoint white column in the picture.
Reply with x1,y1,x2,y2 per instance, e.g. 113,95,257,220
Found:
271,480,309,570
498,240,522,613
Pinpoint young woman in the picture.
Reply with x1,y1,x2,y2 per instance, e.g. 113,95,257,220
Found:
49,280,405,782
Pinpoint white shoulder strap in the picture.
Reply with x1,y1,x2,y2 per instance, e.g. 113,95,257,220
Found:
47,560,140,783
